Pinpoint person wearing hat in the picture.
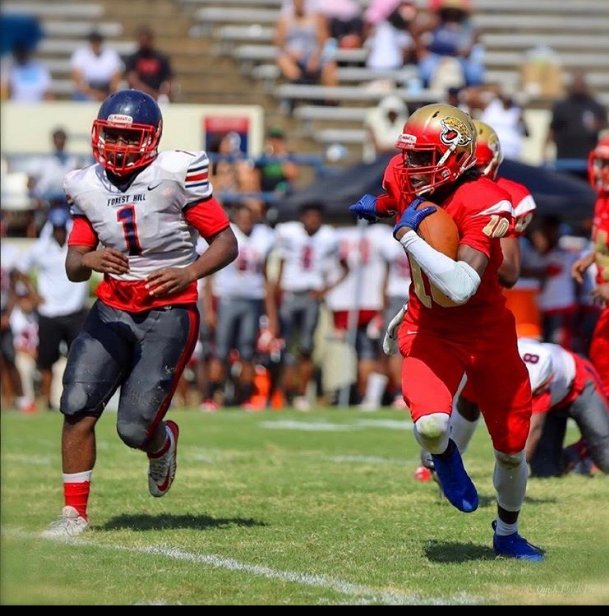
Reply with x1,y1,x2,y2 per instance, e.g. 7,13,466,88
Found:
17,207,89,410
70,30,123,101
363,94,409,162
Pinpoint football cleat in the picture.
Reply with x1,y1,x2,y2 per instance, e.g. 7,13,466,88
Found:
492,521,545,562
41,506,88,538
148,420,179,497
431,440,478,513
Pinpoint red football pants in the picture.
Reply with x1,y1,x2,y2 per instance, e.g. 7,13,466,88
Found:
398,311,532,453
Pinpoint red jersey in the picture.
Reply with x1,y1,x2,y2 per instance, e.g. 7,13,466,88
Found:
403,176,513,333
496,177,536,238
592,194,609,284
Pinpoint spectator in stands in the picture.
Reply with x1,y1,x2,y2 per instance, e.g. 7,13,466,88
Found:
275,0,338,88
479,91,529,162
124,26,174,103
24,127,85,237
318,0,364,50
70,30,123,102
363,0,419,72
1,43,53,102
363,94,409,162
29,128,79,199
417,0,484,89
255,126,300,197
208,131,263,220
18,208,89,410
546,70,608,180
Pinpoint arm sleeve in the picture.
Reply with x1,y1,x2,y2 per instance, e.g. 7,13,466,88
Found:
398,231,481,305
68,216,98,248
183,196,230,241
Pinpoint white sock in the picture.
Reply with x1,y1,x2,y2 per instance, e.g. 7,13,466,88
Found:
63,470,92,483
494,518,518,537
493,449,527,512
449,411,479,453
362,373,388,407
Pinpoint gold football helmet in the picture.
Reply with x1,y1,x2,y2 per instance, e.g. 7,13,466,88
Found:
473,120,503,180
394,103,477,196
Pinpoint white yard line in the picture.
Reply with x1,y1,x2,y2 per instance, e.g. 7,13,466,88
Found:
326,454,411,466
3,528,475,605
260,418,413,432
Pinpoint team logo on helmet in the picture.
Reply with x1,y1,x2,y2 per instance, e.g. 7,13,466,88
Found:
439,117,472,148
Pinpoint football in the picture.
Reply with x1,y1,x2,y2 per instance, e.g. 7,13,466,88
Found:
416,201,459,259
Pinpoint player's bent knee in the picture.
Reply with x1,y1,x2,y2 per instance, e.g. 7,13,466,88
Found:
494,449,525,469
116,420,148,449
60,383,103,417
414,413,450,452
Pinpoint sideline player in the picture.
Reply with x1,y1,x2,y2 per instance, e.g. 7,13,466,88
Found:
350,103,544,561
572,134,609,396
43,90,238,537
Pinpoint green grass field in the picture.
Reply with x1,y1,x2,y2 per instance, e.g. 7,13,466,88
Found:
1,408,608,605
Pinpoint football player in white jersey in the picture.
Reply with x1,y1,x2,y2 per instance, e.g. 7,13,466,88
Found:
202,203,277,410
272,202,348,410
43,90,238,537
517,338,609,477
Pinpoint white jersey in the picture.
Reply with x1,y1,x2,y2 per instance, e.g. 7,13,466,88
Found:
276,222,340,292
379,228,411,300
20,236,88,318
326,224,388,312
518,338,576,407
64,150,212,282
213,224,275,300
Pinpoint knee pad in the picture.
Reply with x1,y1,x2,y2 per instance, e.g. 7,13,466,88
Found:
60,382,104,417
116,419,149,450
414,413,450,453
494,449,525,469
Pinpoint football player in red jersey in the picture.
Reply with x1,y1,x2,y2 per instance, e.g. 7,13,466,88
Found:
572,133,609,397
42,90,238,537
350,103,543,561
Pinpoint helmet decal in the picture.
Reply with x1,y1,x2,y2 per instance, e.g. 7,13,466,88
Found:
107,114,134,126
440,117,472,148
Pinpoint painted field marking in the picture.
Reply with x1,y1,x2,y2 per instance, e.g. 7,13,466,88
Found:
4,528,476,605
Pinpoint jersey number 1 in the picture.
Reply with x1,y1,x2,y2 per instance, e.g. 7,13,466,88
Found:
117,205,142,256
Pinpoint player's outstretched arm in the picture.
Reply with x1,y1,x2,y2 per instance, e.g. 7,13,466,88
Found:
348,193,398,222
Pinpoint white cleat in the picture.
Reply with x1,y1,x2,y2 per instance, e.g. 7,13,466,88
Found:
148,420,179,497
41,506,88,538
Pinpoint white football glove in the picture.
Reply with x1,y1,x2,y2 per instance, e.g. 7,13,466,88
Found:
383,303,407,356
